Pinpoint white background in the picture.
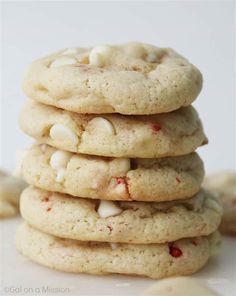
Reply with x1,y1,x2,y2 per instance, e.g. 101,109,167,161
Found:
1,0,235,174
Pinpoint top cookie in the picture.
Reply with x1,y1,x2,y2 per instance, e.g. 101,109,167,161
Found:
22,42,202,115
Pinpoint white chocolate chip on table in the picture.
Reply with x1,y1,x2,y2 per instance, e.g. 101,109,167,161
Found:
142,277,221,296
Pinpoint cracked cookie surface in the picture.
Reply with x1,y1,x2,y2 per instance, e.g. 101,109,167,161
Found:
20,186,222,244
21,144,204,202
19,100,207,158
16,223,216,279
22,42,202,115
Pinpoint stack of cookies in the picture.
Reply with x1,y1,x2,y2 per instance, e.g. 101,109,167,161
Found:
16,42,222,279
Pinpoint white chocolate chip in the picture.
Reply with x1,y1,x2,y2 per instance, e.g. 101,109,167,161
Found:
205,197,223,215
97,200,123,218
62,48,78,55
50,150,72,170
50,57,77,67
146,52,157,63
113,183,127,195
56,168,66,183
110,243,119,250
50,124,78,145
87,117,115,135
89,45,113,67
13,149,29,177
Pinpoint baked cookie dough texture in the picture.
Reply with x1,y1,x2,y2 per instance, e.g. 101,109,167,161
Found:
19,100,207,158
16,223,219,280
21,144,204,202
16,42,222,279
22,43,202,115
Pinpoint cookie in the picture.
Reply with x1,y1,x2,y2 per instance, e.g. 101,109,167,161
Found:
142,277,220,296
16,223,217,279
0,170,27,218
21,144,204,202
20,186,222,244
19,100,207,158
204,171,236,236
22,42,202,115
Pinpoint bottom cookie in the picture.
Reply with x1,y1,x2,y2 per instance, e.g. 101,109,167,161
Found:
16,223,218,279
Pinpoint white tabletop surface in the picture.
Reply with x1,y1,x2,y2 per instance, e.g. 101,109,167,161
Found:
1,217,236,296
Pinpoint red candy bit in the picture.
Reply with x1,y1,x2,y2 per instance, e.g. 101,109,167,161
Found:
115,177,126,185
150,123,161,134
46,207,52,212
107,225,113,233
176,177,181,184
169,244,183,258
